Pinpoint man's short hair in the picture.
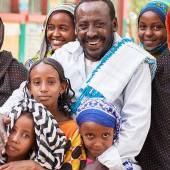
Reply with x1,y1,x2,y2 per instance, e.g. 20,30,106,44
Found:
74,0,116,21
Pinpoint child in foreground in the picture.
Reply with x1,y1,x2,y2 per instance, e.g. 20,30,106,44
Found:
76,98,133,170
27,58,86,170
0,98,66,170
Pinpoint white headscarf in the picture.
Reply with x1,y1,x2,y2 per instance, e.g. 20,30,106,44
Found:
39,3,76,59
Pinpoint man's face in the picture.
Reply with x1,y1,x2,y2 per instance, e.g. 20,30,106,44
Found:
75,1,117,61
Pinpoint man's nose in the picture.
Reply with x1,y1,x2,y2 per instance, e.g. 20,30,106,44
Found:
87,25,97,38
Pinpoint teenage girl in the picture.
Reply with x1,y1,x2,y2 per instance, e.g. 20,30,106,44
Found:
25,3,76,69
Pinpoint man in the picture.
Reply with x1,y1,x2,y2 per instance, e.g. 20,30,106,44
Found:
52,1,155,169
0,0,155,169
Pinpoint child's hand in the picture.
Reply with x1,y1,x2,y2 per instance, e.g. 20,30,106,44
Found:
0,160,46,170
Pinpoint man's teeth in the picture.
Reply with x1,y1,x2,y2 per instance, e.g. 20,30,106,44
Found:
88,41,99,45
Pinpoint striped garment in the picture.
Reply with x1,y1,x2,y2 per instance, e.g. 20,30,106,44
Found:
0,98,66,170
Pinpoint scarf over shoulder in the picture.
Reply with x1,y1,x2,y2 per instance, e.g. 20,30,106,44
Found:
0,98,66,169
72,38,156,112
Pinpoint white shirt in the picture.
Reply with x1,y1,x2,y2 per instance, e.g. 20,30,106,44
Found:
51,40,151,170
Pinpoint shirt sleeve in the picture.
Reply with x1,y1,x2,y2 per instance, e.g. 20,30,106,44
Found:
98,63,151,168
0,81,27,114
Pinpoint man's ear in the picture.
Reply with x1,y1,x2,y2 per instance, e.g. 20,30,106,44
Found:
112,17,118,32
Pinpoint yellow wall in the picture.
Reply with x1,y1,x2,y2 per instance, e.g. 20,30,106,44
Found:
2,23,20,59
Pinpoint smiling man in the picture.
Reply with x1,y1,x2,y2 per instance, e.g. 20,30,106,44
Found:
0,0,156,170
51,0,156,169
75,0,117,62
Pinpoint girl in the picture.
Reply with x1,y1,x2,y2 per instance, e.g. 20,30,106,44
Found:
76,98,133,170
0,98,66,170
28,58,86,170
137,1,170,169
25,3,76,69
5,112,36,163
138,0,170,59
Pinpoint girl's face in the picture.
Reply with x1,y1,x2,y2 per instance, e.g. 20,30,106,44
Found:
138,11,167,51
46,12,76,51
6,114,35,161
80,122,114,160
29,62,66,111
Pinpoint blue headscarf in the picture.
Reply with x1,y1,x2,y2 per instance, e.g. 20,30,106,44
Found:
138,0,170,24
76,98,121,141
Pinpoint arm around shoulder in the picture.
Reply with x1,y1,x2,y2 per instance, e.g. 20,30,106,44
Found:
0,81,27,114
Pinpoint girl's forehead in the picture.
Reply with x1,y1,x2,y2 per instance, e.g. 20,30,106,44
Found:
140,11,161,20
48,11,74,24
30,63,60,77
33,62,53,70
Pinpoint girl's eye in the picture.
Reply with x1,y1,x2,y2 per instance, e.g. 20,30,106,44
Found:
32,81,40,86
102,133,110,138
139,25,146,30
47,24,55,31
22,133,30,139
85,133,94,140
48,80,56,85
60,26,68,31
152,25,163,31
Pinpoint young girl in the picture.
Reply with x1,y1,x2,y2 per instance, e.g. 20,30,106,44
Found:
76,98,133,170
7,57,84,170
0,98,66,170
137,1,170,169
5,112,36,163
25,3,76,69
28,58,86,170
138,0,169,59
